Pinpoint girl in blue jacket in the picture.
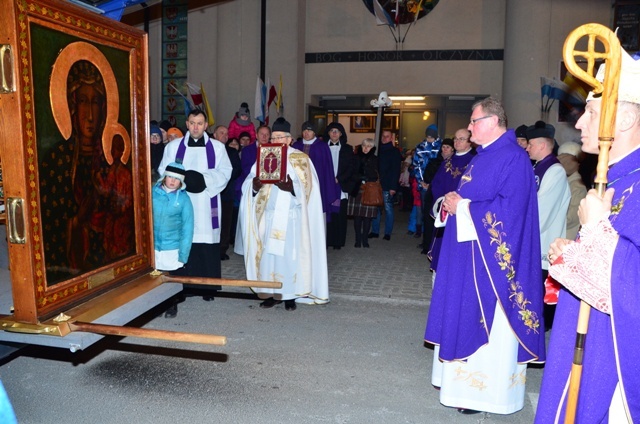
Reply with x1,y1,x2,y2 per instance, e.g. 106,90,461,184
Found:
152,162,194,273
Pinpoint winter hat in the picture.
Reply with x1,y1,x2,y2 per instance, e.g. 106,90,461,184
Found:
557,141,583,157
301,121,316,133
272,117,291,133
161,162,187,190
442,138,454,148
238,131,251,140
237,102,250,118
167,127,183,140
159,120,172,132
515,124,528,139
425,124,438,138
150,124,162,137
526,120,555,140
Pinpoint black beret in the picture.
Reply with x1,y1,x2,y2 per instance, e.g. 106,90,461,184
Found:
272,117,291,133
515,124,528,139
526,121,555,140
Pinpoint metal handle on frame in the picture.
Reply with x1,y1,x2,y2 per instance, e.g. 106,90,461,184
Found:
7,197,25,244
0,45,15,94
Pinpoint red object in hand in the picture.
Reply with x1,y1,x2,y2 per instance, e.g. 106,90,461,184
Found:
544,255,564,305
440,207,448,222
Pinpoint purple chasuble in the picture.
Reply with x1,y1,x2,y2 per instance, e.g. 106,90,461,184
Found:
428,150,475,270
535,147,640,423
533,154,560,191
425,129,545,364
175,136,219,229
292,139,341,215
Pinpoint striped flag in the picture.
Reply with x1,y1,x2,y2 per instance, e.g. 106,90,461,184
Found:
254,76,266,124
186,82,203,107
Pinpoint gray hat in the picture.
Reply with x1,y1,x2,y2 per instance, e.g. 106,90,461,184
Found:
237,102,250,118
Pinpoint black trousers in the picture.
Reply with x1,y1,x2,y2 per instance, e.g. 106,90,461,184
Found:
421,190,435,249
326,199,348,247
173,242,221,294
219,199,234,256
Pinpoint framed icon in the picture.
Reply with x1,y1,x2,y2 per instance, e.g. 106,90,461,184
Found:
0,0,152,321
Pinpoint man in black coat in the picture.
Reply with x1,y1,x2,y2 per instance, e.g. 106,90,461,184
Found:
369,130,402,241
324,122,354,249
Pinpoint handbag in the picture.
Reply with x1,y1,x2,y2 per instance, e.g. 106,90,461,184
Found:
361,180,383,206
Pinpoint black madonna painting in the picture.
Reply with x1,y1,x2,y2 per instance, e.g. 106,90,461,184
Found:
0,0,151,321
28,19,148,293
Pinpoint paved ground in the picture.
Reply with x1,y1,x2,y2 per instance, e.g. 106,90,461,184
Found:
0,211,543,423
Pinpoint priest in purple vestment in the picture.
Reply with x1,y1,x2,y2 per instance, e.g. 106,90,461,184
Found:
292,121,341,222
425,97,545,415
427,129,475,272
536,48,640,424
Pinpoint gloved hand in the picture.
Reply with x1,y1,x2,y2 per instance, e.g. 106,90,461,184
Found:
184,170,206,193
252,176,263,194
276,175,295,195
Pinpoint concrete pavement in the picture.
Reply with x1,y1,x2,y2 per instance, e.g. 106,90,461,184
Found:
0,211,543,423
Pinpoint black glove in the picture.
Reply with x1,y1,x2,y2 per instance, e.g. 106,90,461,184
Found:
252,176,263,195
184,170,206,193
276,175,295,196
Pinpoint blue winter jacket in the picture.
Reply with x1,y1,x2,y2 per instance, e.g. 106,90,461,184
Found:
152,183,194,263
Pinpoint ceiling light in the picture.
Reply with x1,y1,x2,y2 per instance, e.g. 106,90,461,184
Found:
404,102,426,106
389,96,425,101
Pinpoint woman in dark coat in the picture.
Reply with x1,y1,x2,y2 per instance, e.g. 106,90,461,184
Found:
347,138,379,248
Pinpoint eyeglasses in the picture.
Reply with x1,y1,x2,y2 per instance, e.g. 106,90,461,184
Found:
329,129,341,134
469,115,493,125
270,135,290,142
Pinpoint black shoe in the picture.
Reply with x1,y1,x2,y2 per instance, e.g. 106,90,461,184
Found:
259,298,282,309
407,231,415,235
413,233,422,238
457,409,481,415
284,300,296,311
421,249,429,255
203,295,215,301
354,242,361,248
220,254,230,260
383,234,391,241
362,242,370,248
368,232,379,239
164,304,177,318
333,246,341,250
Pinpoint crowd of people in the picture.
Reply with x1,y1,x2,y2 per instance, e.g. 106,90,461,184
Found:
147,52,640,420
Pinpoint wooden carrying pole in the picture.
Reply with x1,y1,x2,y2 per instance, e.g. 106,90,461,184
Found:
162,274,282,289
68,321,227,346
561,23,621,424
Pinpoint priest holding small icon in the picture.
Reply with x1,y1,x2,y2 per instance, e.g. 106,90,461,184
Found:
235,117,329,311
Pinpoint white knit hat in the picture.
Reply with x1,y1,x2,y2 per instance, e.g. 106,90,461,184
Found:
557,141,583,157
